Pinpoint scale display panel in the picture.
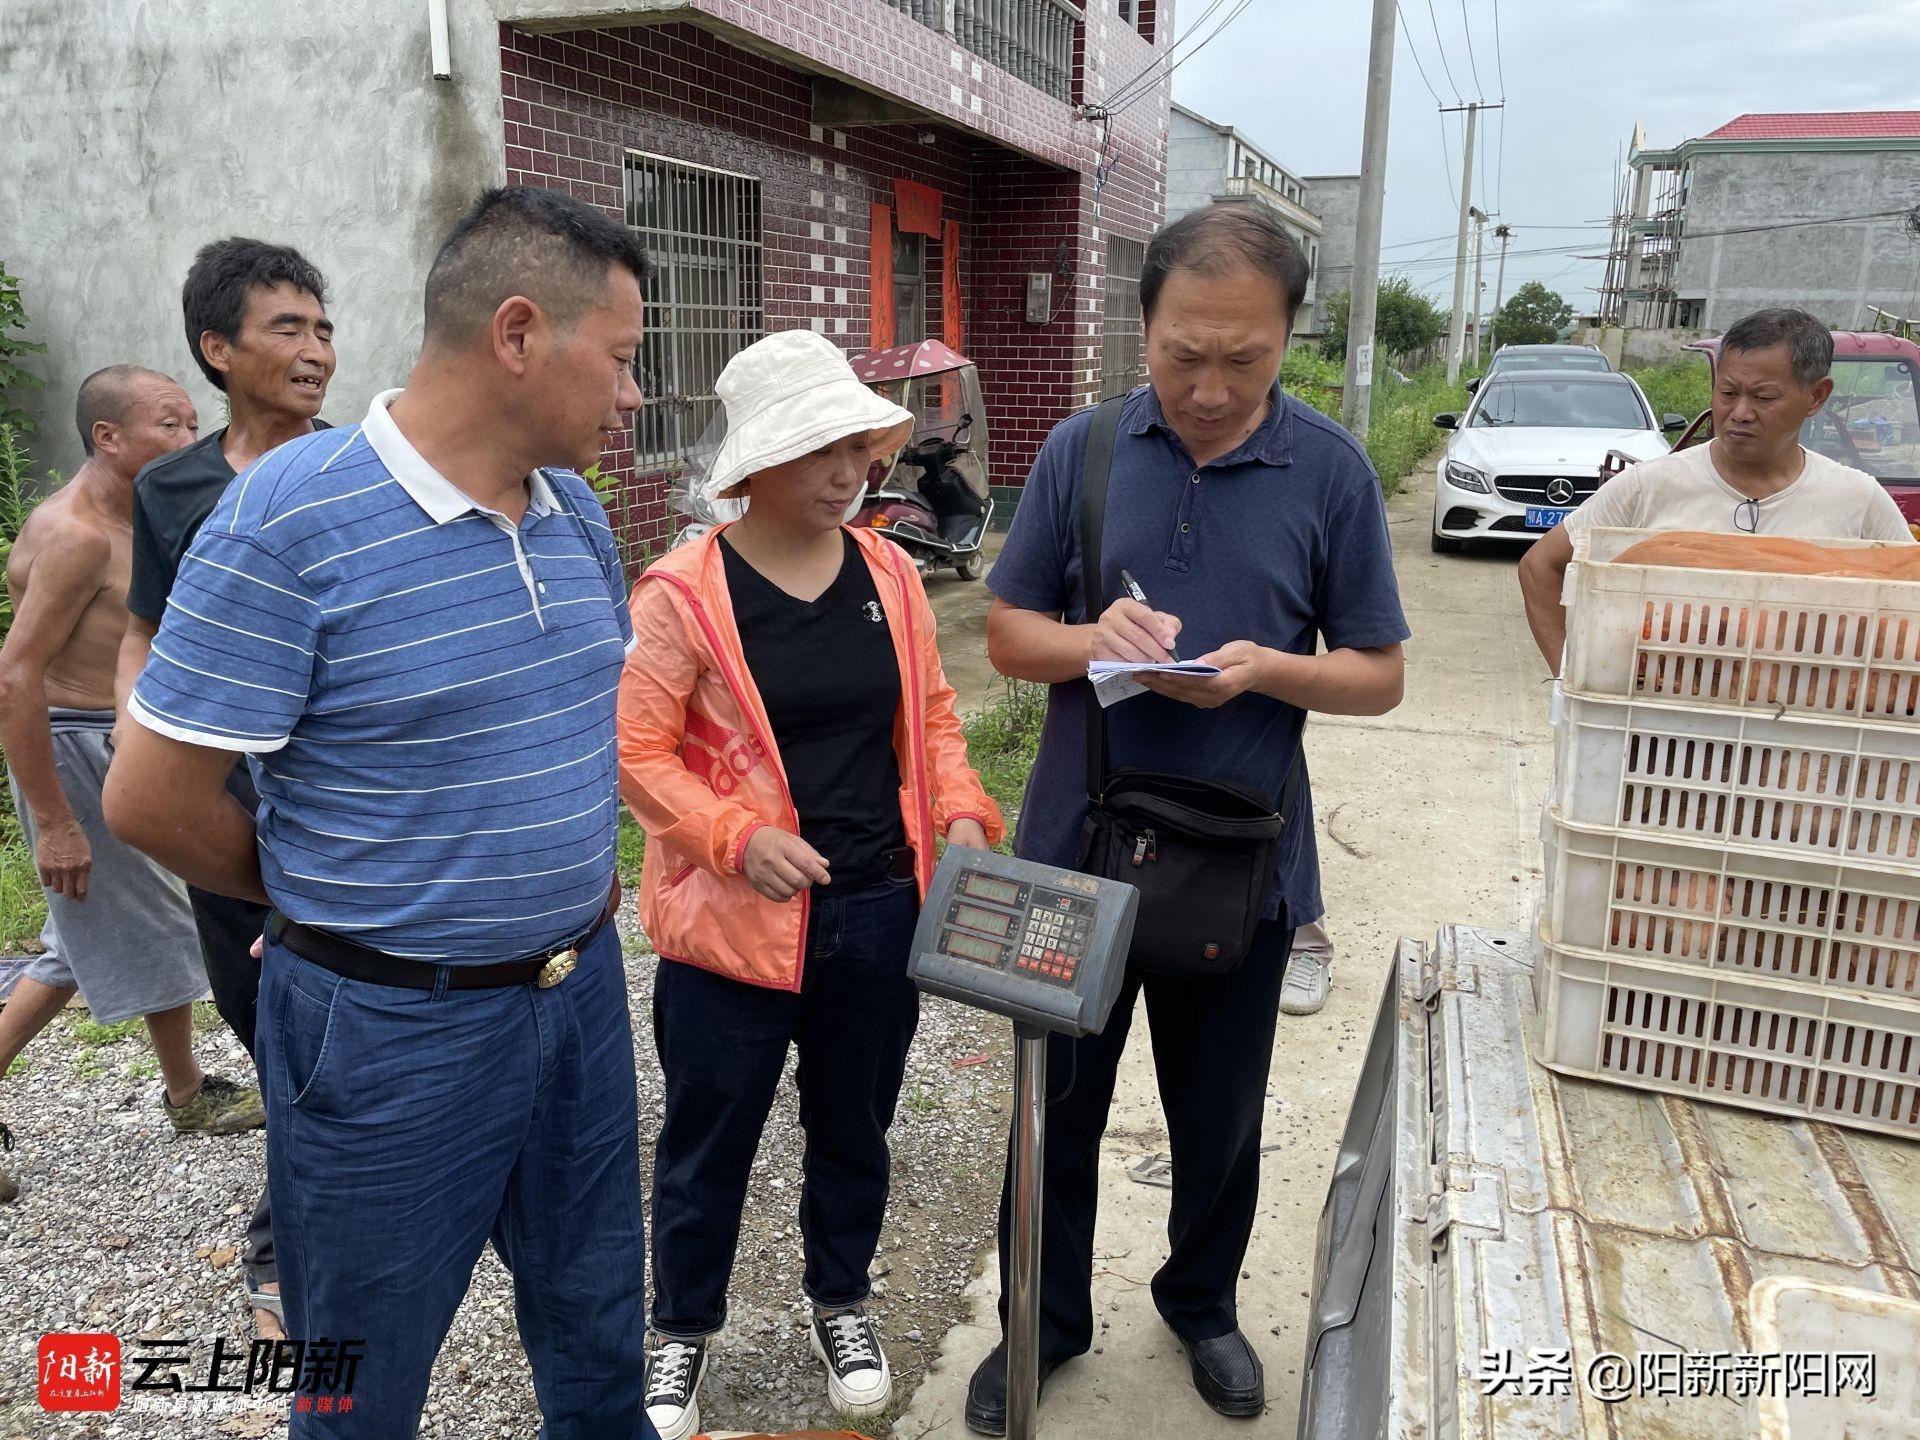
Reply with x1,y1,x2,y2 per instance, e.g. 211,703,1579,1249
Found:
908,847,1137,1038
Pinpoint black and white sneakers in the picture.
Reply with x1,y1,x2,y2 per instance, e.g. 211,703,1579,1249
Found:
643,1336,708,1440
809,1305,893,1416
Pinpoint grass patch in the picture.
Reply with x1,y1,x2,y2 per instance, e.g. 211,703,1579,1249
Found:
191,999,223,1035
67,1015,142,1047
6,1054,32,1079
0,790,46,955
960,678,1048,847
618,804,646,884
1628,357,1713,429
126,1054,159,1082
830,1404,903,1438
1283,356,1473,495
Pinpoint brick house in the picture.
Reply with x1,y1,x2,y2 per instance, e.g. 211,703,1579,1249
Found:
499,2,1175,553
7,0,1172,560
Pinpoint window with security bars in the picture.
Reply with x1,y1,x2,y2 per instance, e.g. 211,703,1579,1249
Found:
1100,236,1146,400
624,153,765,469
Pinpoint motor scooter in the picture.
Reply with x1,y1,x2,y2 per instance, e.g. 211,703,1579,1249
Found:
846,340,994,580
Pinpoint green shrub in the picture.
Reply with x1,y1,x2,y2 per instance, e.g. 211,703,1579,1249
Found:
0,263,46,436
1628,357,1713,430
960,678,1047,848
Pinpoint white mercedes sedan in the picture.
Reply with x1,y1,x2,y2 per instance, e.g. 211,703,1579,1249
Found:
1429,369,1689,553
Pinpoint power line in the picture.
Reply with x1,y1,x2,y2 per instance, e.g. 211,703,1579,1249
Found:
1109,1,1256,116
1489,105,1505,216
1395,2,1445,106
1491,0,1507,98
1437,108,1458,217
1477,96,1490,213
1423,0,1464,103
1381,210,1913,274
1104,0,1251,116
1097,0,1232,115
1458,0,1485,99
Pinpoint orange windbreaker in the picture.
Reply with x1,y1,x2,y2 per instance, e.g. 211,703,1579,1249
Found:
617,525,1005,992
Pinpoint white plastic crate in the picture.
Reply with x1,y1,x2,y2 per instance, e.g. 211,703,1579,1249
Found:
1563,526,1920,725
1551,690,1920,872
1750,1278,1920,1440
1530,939,1920,1140
1540,815,1920,1009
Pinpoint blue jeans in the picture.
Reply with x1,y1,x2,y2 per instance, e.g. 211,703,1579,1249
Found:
257,922,652,1438
649,878,920,1338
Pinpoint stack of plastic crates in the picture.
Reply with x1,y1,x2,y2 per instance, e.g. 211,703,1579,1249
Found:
1534,527,1920,1139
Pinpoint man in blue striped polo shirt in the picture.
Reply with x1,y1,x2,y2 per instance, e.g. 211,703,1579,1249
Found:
105,187,655,1438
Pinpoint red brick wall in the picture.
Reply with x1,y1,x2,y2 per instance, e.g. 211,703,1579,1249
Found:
498,3,1171,552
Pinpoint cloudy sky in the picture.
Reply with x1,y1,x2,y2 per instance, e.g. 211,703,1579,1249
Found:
1171,0,1920,314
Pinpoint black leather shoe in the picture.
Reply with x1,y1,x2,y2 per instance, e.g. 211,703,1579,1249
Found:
1185,1329,1266,1418
964,1340,1058,1436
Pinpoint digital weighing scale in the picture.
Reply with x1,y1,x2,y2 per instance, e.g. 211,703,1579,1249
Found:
907,847,1138,1440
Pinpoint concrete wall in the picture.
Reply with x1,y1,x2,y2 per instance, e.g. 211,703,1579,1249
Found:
1675,148,1920,331
1301,174,1359,337
1165,109,1228,222
1569,324,1717,368
0,0,506,478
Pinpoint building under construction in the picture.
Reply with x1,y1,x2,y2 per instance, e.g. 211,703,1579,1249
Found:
1599,111,1920,331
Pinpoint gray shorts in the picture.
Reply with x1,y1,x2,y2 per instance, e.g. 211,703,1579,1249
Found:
9,710,208,1023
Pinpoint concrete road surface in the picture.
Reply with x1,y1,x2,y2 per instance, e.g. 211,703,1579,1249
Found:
896,460,1556,1438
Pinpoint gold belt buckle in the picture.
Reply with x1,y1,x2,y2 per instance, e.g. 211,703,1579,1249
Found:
535,947,579,989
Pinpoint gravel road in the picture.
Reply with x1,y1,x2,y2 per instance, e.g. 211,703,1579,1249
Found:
0,913,1015,1438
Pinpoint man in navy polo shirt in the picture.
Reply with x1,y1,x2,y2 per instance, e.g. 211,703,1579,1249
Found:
965,203,1409,1431
105,187,655,1438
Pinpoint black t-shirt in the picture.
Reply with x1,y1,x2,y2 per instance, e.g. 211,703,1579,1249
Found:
722,531,906,889
128,422,331,622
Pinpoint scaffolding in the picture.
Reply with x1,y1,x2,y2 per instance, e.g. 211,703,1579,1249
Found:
1597,123,1690,328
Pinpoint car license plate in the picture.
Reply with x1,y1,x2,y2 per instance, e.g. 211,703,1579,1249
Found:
1525,506,1574,529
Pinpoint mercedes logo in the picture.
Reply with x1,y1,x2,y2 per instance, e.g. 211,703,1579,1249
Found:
1545,478,1576,505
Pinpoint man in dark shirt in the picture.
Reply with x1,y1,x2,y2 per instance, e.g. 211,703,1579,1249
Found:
965,204,1409,1431
112,237,336,1338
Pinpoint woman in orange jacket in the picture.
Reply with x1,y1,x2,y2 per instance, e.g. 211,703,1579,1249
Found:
618,330,1003,1440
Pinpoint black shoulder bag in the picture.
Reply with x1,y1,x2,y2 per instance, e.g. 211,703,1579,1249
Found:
1071,396,1300,978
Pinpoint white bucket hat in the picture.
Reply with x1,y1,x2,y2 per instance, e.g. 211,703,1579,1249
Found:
699,329,915,506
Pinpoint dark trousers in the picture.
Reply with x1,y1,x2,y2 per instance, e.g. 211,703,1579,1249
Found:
188,885,275,1287
649,878,920,1338
994,920,1293,1364
257,922,652,1438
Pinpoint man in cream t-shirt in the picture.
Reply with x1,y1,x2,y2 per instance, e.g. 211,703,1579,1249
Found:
1519,307,1915,673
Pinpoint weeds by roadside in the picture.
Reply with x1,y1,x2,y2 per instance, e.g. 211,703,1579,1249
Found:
1281,353,1473,496
960,677,1047,846
1627,357,1713,428
1,792,45,955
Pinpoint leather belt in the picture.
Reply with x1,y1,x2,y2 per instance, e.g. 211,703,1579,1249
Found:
264,893,617,992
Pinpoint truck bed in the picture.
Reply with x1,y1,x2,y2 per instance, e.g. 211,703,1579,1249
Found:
1298,926,1920,1439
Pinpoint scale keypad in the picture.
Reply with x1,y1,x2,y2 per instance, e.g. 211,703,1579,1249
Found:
1014,901,1091,985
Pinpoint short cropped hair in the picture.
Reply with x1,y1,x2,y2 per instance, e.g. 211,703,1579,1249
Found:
1721,308,1833,388
74,364,174,455
1141,202,1311,326
182,239,329,393
423,186,655,346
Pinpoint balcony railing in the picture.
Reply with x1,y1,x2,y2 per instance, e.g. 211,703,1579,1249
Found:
1219,174,1322,236
885,0,1080,104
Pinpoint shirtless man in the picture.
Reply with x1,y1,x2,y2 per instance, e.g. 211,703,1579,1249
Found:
111,237,334,1337
0,366,264,1206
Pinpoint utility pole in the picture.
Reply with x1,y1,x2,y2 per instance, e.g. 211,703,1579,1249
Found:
1342,0,1397,438
1442,102,1501,382
1490,222,1511,351
1471,208,1487,366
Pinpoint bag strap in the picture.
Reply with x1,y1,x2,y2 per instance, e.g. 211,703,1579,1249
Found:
1078,396,1128,803
1076,397,1304,827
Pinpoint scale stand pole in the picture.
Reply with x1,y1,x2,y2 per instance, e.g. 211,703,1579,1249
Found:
1007,1022,1048,1440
